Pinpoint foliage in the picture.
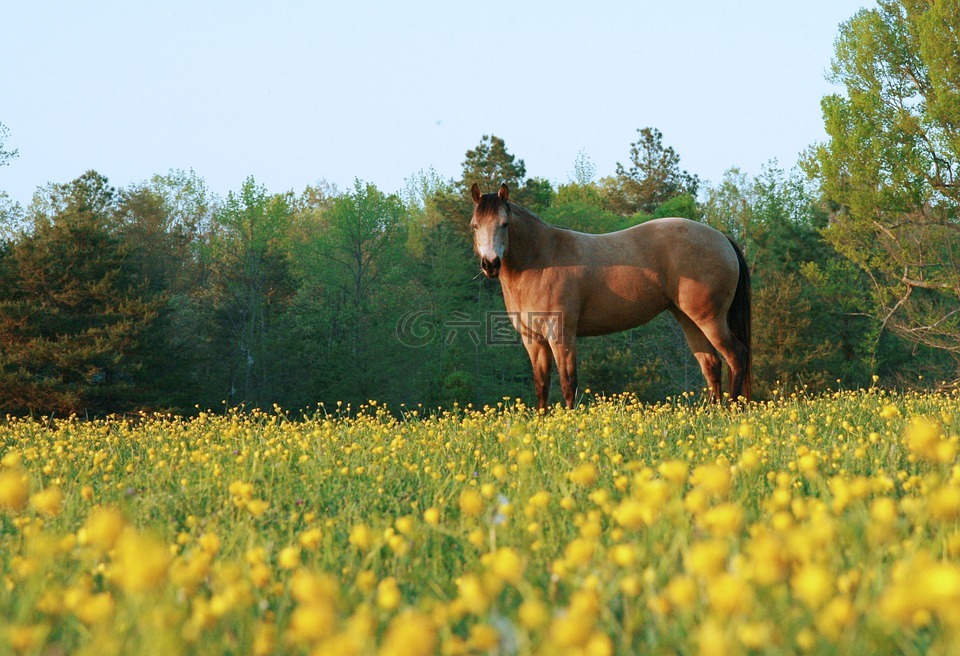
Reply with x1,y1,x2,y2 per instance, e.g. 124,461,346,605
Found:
605,127,700,216
0,172,163,415
460,135,526,193
1,110,957,415
804,0,960,361
0,121,17,168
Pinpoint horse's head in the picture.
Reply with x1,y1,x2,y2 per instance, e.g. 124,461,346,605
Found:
470,183,510,279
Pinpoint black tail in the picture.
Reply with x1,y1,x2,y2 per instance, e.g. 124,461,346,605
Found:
726,238,752,401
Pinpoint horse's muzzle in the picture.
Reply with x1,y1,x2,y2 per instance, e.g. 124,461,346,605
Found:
481,256,501,278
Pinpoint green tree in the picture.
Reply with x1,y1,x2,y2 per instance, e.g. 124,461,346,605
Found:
542,183,627,233
293,180,412,406
804,0,960,363
606,127,700,216
0,172,162,415
0,122,17,167
115,173,213,409
460,135,526,192
208,178,295,407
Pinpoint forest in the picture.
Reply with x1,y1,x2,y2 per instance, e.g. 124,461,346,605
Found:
0,0,958,416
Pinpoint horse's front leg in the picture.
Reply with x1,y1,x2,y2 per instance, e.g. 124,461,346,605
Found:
548,338,578,409
523,338,553,411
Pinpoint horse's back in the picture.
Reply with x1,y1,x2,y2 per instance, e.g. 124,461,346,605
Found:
574,217,741,333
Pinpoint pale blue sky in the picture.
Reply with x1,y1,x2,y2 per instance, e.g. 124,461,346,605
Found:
1,0,869,207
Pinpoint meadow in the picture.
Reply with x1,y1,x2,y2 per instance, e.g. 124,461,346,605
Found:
2,387,960,655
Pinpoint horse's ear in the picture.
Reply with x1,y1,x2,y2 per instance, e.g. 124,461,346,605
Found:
471,183,481,205
498,184,509,202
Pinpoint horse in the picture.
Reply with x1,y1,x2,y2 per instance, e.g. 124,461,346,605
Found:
470,183,751,410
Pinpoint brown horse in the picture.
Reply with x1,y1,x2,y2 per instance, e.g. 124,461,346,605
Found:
470,183,751,410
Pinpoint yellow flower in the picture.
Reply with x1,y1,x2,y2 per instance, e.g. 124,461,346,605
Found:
564,537,596,568
658,459,689,484
114,529,171,594
395,515,415,536
696,617,731,656
198,532,221,555
253,623,277,656
279,546,302,570
739,448,761,472
791,563,834,609
905,417,946,462
377,577,402,611
299,527,323,550
744,530,788,585
467,528,486,549
816,596,855,640
459,489,485,517
609,543,638,568
665,575,698,610
568,462,598,487
685,539,729,578
30,487,62,515
696,502,743,537
880,404,899,420
468,623,499,651
378,610,436,656
422,507,441,526
5,623,49,653
356,570,377,594
288,601,337,644
228,480,254,500
72,592,115,626
690,463,731,498
82,507,125,550
489,547,524,584
0,469,29,512
707,573,753,616
518,598,549,630
797,453,819,477
348,523,373,550
612,499,651,530
246,498,269,517
456,574,488,614
930,486,960,522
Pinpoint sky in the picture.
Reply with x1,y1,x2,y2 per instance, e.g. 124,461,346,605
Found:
1,0,871,208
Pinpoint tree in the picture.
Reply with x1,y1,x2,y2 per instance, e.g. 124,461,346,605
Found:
208,178,295,407
804,0,960,363
296,180,412,405
607,127,700,216
460,135,526,192
0,172,162,415
0,122,17,168
114,175,212,409
701,165,879,395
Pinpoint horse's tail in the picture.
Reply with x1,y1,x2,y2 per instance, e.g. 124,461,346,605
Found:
727,237,752,401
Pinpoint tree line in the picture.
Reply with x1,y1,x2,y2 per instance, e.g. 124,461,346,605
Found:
0,0,957,416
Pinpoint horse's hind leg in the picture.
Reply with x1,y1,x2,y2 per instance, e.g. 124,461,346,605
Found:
670,309,723,402
695,318,749,402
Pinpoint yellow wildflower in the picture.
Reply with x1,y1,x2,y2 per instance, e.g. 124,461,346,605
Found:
0,469,29,512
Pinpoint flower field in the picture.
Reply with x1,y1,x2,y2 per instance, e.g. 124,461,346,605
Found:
2,389,960,655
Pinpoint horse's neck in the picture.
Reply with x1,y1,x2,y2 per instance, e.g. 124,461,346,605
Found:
503,207,553,274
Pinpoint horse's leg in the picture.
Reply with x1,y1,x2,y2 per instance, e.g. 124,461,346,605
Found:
694,318,749,402
670,308,723,403
524,338,553,411
548,337,578,409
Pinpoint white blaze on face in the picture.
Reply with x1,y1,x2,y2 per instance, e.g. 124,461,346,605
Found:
474,208,508,263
